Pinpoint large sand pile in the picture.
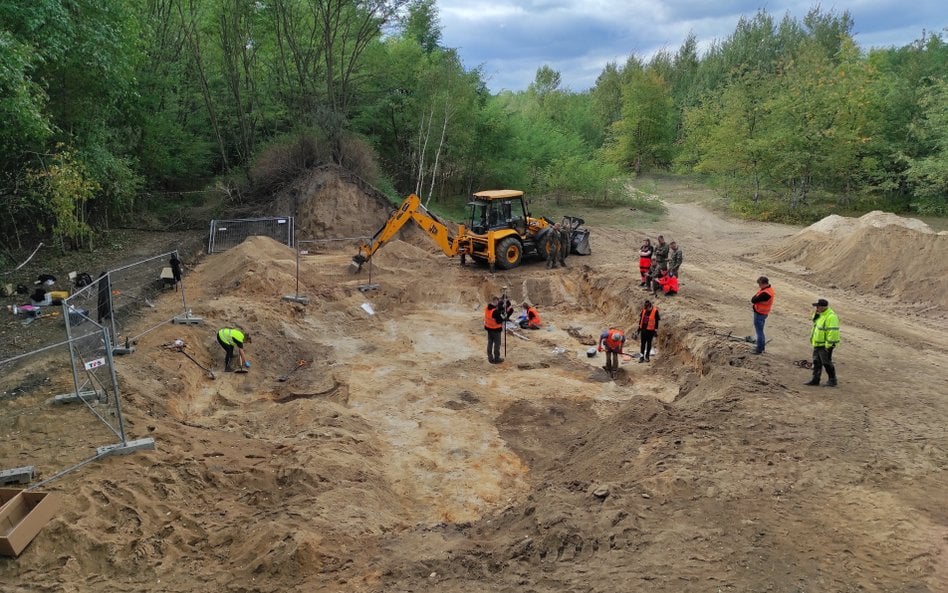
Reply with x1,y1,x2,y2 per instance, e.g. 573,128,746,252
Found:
272,165,394,241
765,211,948,309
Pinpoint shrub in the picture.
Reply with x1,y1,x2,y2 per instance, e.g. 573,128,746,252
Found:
337,133,379,184
249,132,330,196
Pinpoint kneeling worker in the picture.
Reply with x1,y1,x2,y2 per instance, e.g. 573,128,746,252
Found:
519,302,542,330
217,327,251,372
598,327,626,377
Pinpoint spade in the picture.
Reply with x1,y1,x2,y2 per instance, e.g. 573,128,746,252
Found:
277,359,307,382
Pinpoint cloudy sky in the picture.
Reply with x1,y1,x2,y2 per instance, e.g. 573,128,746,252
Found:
435,1,947,92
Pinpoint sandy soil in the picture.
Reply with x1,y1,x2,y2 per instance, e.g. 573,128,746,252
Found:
2,178,947,593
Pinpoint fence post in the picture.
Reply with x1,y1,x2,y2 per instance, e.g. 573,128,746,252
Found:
61,301,85,400
102,326,127,443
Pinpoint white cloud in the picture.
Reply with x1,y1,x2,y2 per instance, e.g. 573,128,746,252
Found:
436,0,948,92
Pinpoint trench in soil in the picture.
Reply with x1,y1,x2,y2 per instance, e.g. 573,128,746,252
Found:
164,250,691,528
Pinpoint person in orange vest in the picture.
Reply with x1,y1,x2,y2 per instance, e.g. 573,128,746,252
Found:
518,301,542,330
635,300,660,362
751,276,775,355
484,296,512,364
638,238,653,286
597,327,626,377
655,269,679,296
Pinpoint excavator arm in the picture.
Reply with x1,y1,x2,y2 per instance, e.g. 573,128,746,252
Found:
352,194,462,270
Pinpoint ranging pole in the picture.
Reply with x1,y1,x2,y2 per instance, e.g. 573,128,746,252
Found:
283,191,310,305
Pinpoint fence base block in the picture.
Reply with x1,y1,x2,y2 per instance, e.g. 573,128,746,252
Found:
0,466,36,486
282,295,310,305
112,346,136,355
97,438,156,457
173,314,204,325
357,284,379,293
48,390,106,405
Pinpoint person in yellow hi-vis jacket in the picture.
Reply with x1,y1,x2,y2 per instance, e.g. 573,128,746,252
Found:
804,299,840,387
217,328,251,372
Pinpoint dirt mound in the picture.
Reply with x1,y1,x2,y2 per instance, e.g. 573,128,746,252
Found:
201,235,299,296
371,239,441,268
271,165,395,241
766,211,948,308
806,210,935,235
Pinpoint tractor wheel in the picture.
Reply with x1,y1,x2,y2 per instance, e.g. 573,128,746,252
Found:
534,227,553,260
496,237,523,270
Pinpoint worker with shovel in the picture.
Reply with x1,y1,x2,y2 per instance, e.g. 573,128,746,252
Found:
598,327,626,378
217,327,251,372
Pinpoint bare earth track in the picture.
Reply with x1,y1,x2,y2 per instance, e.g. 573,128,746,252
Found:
2,179,946,592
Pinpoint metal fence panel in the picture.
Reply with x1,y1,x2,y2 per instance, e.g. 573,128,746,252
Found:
277,238,374,301
62,251,191,352
0,330,124,487
209,217,294,253
106,251,190,348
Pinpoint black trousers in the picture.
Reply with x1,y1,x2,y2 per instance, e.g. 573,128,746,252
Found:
812,346,836,380
640,330,656,359
605,349,619,372
486,329,502,362
218,334,235,368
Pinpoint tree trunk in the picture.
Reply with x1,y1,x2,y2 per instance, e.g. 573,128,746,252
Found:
178,0,229,170
425,106,450,208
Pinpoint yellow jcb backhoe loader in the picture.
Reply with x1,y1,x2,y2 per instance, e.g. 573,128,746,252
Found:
351,190,590,272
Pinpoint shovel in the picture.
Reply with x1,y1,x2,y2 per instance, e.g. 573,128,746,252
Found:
278,359,307,382
178,349,216,380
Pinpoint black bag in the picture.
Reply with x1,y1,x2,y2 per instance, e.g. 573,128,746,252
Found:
74,272,93,288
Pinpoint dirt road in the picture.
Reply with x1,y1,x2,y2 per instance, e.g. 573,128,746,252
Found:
2,182,946,593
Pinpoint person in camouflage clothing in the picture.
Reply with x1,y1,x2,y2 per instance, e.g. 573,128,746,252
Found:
652,235,670,272
557,221,571,267
546,225,562,269
668,241,683,277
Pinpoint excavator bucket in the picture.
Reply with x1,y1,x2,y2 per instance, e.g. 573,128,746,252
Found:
349,254,366,273
564,216,591,255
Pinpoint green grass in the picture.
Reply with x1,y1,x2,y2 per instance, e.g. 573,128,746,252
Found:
425,196,470,223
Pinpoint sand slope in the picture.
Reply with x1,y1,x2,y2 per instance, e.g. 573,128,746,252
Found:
765,210,948,309
2,180,946,593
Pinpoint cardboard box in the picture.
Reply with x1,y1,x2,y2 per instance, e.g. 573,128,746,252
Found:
0,489,60,557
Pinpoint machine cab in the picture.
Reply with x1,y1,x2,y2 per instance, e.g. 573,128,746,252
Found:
468,190,528,235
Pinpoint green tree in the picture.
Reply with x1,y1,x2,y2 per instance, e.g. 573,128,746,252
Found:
604,66,675,174
27,147,100,251
680,69,774,201
906,79,948,213
759,36,871,207
590,62,623,131
403,0,441,53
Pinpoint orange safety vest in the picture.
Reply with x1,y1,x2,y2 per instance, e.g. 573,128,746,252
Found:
639,307,658,330
753,286,775,315
484,305,502,330
526,306,542,328
604,328,625,351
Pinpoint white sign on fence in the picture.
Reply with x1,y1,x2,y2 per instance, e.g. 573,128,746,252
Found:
84,357,106,371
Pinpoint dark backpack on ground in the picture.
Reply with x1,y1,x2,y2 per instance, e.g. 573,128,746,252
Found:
74,272,93,288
